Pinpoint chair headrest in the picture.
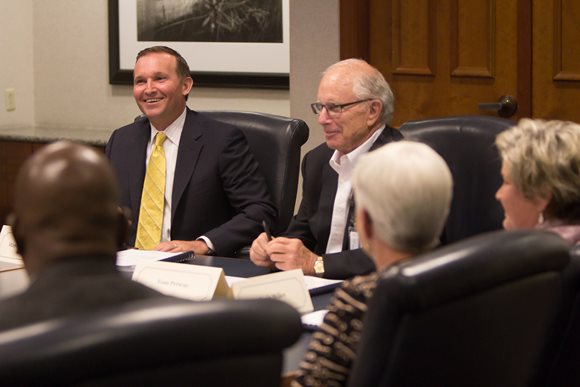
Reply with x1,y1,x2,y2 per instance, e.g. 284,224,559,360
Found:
380,230,571,309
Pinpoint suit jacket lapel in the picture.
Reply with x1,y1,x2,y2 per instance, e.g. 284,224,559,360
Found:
128,120,150,215
370,125,403,151
318,149,338,250
172,110,203,220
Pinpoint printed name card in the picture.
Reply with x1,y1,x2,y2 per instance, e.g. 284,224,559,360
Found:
132,261,230,301
132,261,313,313
0,225,23,262
231,269,314,314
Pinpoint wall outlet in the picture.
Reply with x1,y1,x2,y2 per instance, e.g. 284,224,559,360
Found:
5,88,15,111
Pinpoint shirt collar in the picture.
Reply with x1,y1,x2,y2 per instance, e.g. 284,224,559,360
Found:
329,126,385,172
149,108,187,146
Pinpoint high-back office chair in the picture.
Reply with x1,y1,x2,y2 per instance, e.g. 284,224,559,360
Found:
0,298,302,386
400,115,514,245
544,246,580,387
347,230,571,387
201,111,310,235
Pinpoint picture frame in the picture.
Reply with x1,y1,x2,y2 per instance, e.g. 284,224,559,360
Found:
108,0,289,89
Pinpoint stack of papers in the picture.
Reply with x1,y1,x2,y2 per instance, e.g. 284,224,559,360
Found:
116,249,193,267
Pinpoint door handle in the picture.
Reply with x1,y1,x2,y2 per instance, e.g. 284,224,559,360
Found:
478,95,518,118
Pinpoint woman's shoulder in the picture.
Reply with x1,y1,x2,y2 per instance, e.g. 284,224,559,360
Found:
340,272,380,300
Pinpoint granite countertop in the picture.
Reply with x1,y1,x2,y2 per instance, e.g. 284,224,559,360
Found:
0,127,112,146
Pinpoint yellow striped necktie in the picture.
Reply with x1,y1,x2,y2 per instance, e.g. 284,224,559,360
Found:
135,132,167,250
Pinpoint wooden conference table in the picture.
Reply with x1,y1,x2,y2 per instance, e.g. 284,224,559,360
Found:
0,255,336,373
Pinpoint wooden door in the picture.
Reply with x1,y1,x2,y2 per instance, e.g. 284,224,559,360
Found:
374,0,524,126
532,0,580,121
341,0,580,125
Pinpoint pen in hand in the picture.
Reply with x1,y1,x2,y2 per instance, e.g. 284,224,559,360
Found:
262,220,273,241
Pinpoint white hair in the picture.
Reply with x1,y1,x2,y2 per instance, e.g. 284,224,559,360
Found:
323,58,395,125
352,141,453,254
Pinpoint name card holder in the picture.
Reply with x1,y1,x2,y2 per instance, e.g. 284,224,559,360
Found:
231,269,313,314
0,225,24,271
132,261,313,313
132,261,230,301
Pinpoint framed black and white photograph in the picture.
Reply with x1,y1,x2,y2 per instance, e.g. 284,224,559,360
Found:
108,0,289,89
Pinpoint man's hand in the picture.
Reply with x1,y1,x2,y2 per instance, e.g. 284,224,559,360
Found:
266,237,318,275
155,240,211,255
249,232,275,268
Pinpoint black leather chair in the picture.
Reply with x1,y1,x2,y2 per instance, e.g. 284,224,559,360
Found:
0,298,302,386
201,111,310,235
544,246,580,387
347,230,571,387
400,115,514,245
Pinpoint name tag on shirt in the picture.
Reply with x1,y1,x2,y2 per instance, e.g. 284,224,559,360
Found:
349,230,360,249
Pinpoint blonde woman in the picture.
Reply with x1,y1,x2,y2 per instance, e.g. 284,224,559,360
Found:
495,119,580,245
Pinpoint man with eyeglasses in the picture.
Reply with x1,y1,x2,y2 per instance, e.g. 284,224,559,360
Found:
250,59,403,279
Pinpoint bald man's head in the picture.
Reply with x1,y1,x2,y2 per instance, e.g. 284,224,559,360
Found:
9,141,125,274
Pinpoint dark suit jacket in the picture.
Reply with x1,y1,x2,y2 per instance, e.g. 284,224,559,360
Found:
0,257,170,331
106,109,276,257
284,126,404,279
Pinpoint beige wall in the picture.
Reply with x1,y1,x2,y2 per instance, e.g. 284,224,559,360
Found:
0,0,340,209
0,0,339,142
290,0,340,155
0,0,35,128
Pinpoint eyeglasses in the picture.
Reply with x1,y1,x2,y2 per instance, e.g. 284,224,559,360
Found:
310,99,372,115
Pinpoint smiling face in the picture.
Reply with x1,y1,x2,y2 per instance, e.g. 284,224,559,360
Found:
133,52,193,131
495,163,548,230
316,65,382,154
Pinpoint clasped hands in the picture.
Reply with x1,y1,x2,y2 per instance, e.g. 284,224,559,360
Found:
249,233,317,275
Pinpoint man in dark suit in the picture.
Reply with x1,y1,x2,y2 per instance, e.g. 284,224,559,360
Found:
0,141,172,331
106,46,275,257
250,59,403,279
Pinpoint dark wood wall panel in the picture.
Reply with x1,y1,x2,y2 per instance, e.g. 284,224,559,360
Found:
450,0,495,78
340,0,370,60
0,141,35,224
392,0,435,76
553,0,580,81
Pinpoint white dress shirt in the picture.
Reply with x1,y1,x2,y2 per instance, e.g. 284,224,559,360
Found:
325,127,385,254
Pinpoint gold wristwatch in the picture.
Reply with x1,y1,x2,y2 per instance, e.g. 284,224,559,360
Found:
314,256,325,276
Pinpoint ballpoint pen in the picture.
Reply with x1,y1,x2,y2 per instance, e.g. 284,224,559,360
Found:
262,220,273,241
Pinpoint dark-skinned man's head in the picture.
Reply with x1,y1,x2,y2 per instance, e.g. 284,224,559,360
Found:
9,141,126,276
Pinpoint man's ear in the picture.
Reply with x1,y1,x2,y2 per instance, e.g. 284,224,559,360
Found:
366,100,383,127
182,77,194,96
6,213,25,257
116,207,130,250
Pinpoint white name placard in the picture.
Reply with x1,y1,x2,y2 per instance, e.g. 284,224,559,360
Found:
132,261,230,301
132,262,314,314
231,269,314,314
0,225,23,263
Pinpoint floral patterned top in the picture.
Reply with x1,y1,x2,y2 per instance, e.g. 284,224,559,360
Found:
292,272,379,387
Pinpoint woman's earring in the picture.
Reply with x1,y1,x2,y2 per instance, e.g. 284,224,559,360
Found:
538,212,544,225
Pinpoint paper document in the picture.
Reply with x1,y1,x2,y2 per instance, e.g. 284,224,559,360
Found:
301,309,328,330
116,249,192,267
226,275,342,294
0,225,24,271
303,276,342,293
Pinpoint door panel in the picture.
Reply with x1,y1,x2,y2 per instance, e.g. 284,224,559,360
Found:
368,0,519,126
532,0,580,121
